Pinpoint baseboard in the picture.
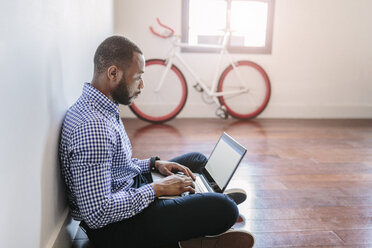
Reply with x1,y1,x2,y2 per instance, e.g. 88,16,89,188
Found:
119,104,372,119
259,104,372,118
44,207,80,248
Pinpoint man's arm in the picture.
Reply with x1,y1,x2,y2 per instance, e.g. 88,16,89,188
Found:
69,120,155,229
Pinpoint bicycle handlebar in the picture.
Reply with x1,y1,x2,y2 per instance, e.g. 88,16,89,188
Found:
149,18,175,39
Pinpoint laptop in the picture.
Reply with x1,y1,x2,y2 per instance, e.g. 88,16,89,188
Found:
153,132,247,198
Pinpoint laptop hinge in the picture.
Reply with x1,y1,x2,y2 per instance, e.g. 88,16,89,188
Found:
200,174,214,192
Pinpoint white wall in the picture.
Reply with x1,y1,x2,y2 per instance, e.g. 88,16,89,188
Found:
0,1,112,247
114,0,372,118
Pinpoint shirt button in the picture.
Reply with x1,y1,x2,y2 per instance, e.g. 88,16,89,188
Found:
132,211,135,216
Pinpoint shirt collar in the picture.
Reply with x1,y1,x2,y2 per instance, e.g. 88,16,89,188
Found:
82,82,120,116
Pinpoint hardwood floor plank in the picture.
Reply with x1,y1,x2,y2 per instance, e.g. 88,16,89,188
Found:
251,231,344,247
232,216,372,233
334,229,372,245
236,206,372,221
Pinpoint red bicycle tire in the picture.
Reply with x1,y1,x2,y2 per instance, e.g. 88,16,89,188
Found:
130,59,188,123
217,61,271,119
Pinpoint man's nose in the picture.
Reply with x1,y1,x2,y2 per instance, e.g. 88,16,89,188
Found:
139,80,144,90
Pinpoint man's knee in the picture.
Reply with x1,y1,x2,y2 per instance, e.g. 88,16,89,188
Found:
201,193,239,234
215,193,239,226
192,152,208,162
172,152,208,172
189,152,208,168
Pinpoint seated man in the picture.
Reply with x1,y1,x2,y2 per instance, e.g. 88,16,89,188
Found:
59,36,254,248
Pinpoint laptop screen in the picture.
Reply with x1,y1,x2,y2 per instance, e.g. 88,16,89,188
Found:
204,133,246,191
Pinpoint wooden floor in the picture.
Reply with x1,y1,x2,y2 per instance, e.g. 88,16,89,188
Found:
72,118,372,248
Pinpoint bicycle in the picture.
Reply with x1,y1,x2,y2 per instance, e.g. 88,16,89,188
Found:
130,18,271,123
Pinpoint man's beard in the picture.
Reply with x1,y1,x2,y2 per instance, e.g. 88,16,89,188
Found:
111,77,132,105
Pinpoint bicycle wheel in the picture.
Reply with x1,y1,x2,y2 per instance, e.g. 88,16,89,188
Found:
130,59,188,123
217,61,271,119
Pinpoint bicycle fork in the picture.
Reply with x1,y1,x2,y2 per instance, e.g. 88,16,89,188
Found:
154,57,175,92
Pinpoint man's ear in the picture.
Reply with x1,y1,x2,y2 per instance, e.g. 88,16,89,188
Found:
107,65,123,83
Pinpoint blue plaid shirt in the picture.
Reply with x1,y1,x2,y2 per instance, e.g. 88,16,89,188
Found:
59,83,155,229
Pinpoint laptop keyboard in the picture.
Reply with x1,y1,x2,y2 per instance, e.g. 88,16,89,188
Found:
194,176,209,193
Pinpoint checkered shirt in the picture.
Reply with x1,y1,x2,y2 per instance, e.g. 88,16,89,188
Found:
59,83,155,229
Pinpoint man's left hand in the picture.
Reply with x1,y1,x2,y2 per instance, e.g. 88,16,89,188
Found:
155,161,196,180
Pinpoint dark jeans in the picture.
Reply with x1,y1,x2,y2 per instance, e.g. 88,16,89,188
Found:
81,152,239,248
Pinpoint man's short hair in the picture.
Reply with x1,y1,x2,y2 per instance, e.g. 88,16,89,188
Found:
94,36,142,74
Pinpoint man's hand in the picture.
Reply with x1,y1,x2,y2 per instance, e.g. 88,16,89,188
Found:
151,174,195,197
155,160,196,180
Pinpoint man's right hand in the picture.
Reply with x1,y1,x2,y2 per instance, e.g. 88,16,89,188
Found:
151,174,195,197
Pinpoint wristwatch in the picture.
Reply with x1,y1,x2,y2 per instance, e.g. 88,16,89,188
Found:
150,156,161,171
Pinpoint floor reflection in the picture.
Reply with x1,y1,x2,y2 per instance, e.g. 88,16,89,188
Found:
132,123,182,140
224,119,267,138
129,123,184,158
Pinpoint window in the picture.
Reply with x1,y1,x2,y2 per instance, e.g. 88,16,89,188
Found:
181,0,275,53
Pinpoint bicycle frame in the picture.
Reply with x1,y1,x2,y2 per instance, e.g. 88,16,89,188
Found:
154,32,249,106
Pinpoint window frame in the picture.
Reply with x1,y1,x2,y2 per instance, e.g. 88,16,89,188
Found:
181,0,275,54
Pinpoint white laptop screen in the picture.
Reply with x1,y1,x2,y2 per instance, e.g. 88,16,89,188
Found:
204,133,246,190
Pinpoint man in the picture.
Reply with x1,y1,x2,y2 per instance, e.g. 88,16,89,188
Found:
59,36,254,248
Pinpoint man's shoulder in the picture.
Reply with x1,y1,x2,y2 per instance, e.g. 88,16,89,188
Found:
62,98,112,138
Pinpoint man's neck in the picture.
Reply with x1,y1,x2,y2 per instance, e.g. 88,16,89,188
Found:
91,75,111,100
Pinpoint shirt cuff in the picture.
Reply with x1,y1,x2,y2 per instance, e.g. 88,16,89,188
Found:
139,183,156,204
138,158,151,173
